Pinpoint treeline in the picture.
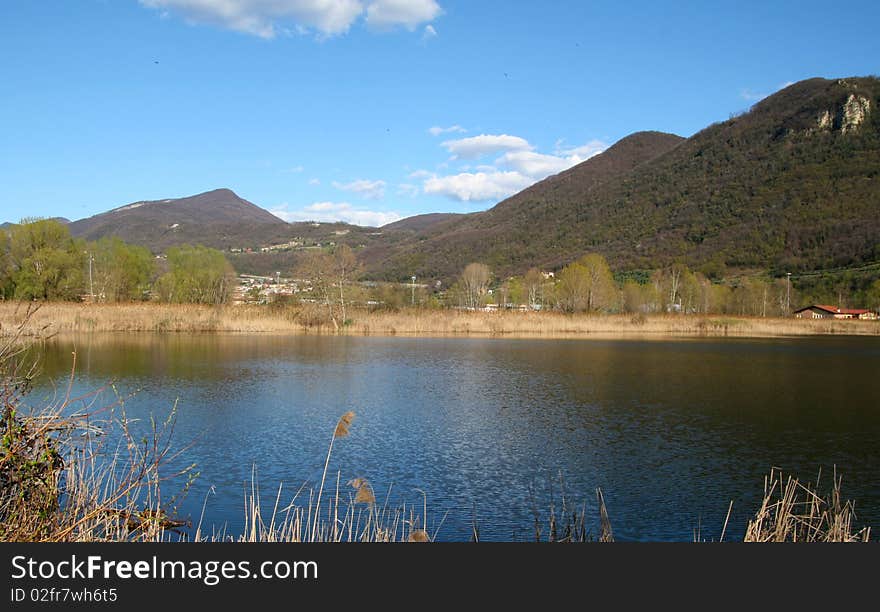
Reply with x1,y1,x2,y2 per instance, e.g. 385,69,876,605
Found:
440,254,880,315
289,248,880,318
6,218,878,316
0,219,234,304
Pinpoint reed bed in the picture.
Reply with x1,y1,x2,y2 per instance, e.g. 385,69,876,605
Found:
2,301,878,339
743,467,871,542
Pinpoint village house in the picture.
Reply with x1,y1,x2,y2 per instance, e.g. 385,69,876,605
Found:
793,305,878,320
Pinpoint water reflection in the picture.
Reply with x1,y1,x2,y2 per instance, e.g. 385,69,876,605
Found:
27,333,880,541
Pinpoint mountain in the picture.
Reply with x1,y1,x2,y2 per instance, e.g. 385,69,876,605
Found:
68,188,291,252
363,76,880,281
381,213,463,233
49,76,880,282
360,130,686,279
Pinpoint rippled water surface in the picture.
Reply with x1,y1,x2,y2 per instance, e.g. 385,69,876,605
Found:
28,334,880,541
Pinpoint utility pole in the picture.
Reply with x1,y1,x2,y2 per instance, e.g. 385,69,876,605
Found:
786,272,791,316
411,276,417,306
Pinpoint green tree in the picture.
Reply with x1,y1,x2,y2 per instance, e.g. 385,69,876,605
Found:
89,237,154,302
556,253,615,312
8,219,84,300
155,245,234,304
678,268,701,314
367,282,405,310
0,229,12,300
866,279,880,313
621,280,645,313
507,276,525,307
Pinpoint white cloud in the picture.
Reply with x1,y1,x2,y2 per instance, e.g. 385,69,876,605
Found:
141,0,442,38
441,134,533,159
270,201,401,226
423,136,607,201
428,124,466,136
423,171,533,202
422,24,437,42
308,178,320,185
332,178,386,200
282,165,304,174
397,183,420,197
408,169,433,179
555,139,607,159
496,151,575,178
366,0,442,30
498,139,606,178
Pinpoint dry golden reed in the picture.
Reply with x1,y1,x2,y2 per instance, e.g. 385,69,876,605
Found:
3,302,879,339
407,529,430,542
597,488,614,543
334,411,355,439
349,478,376,504
743,468,871,542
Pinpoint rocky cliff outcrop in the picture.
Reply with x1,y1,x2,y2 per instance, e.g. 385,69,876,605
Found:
814,81,871,134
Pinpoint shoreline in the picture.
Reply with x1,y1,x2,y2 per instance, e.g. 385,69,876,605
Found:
2,302,879,340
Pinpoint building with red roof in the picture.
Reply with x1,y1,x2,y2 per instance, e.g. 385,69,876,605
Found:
793,305,878,320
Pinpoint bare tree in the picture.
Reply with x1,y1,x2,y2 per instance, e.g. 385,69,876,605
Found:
334,245,357,323
524,267,543,309
297,250,337,329
668,265,682,312
497,280,510,309
296,245,361,329
461,263,491,310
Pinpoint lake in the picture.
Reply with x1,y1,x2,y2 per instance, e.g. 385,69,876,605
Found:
25,333,880,541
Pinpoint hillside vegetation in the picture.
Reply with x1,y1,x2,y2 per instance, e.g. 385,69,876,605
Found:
365,77,880,283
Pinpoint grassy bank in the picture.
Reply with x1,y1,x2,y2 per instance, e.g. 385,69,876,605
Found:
2,302,879,338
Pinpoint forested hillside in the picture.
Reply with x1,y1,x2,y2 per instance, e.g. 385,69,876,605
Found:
364,77,880,283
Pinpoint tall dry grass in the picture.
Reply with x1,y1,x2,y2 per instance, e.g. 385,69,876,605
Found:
220,411,434,543
517,481,614,543
743,468,871,542
1,308,197,541
2,301,878,339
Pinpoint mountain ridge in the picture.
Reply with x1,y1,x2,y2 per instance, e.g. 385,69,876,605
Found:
362,76,880,281
31,75,880,284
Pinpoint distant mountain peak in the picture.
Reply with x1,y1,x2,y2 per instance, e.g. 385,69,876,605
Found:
68,188,288,252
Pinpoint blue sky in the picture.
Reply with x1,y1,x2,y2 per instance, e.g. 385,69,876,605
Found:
2,1,879,226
